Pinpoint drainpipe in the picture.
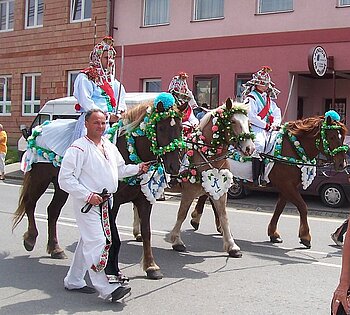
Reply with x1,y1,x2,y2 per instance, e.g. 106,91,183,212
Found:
109,0,115,37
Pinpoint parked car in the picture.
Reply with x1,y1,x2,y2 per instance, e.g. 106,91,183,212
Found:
228,157,350,208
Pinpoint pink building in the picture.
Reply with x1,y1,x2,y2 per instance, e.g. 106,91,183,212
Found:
113,0,350,126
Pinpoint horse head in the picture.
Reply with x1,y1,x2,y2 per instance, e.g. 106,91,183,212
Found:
318,111,348,171
150,97,183,176
199,98,255,156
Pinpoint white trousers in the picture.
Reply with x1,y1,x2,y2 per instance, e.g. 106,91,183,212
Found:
0,152,5,174
64,203,120,300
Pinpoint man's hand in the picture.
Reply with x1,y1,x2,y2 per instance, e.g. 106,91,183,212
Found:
138,161,154,174
89,193,103,206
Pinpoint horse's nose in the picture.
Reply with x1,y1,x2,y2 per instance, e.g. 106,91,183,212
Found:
245,145,255,156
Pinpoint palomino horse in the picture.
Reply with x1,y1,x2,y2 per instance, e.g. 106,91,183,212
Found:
12,95,183,269
190,112,348,248
133,98,255,257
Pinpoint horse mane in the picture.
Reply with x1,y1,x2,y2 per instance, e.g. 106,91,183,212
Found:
118,101,152,135
287,115,348,138
198,100,249,130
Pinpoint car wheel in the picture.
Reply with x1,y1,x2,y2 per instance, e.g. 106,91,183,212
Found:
320,184,346,208
228,179,246,199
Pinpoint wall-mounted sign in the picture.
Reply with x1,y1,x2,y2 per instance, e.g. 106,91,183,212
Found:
308,46,328,77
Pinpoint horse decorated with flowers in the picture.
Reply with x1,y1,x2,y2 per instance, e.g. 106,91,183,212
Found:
135,98,255,258
190,110,348,248
12,93,184,275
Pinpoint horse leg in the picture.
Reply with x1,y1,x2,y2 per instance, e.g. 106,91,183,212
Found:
170,187,199,252
132,204,142,242
267,195,287,244
211,194,242,258
190,194,207,231
209,197,223,234
22,170,51,252
134,198,162,280
46,180,69,259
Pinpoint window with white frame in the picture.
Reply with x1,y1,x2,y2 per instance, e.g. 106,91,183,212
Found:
194,0,224,20
67,71,80,96
235,73,252,102
22,74,41,115
0,0,14,31
25,0,43,28
142,79,161,92
71,0,92,22
258,0,293,14
339,0,350,6
143,0,169,26
0,76,11,115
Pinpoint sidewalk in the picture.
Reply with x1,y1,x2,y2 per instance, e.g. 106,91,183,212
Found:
3,162,349,218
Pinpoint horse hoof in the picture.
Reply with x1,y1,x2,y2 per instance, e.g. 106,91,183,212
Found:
300,239,311,249
23,240,34,252
146,269,163,280
190,219,199,231
51,250,68,259
228,249,242,258
135,234,143,242
172,244,186,252
270,236,283,244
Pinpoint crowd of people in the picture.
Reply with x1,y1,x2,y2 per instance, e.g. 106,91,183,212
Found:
3,35,349,310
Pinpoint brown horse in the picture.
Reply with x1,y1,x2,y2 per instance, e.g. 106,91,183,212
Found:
133,98,255,258
190,113,348,248
12,96,183,270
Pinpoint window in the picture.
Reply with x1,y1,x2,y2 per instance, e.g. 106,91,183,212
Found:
194,0,224,20
339,0,350,6
0,76,11,115
143,0,169,26
22,74,41,115
0,0,14,31
257,0,293,14
193,75,219,108
234,74,252,102
142,79,161,92
67,71,79,96
25,0,43,28
326,98,346,123
71,0,91,22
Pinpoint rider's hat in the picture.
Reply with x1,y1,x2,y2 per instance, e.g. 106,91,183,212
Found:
242,66,280,99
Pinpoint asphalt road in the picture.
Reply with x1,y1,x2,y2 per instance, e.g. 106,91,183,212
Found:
0,178,347,315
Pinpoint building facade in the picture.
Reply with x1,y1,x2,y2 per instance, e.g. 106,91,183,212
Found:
0,0,112,145
112,0,350,127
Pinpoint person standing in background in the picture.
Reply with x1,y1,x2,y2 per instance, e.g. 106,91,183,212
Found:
0,124,7,180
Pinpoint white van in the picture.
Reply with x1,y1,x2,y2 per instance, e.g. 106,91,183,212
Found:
18,92,160,156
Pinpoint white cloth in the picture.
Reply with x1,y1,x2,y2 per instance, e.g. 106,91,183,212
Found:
58,135,139,299
245,89,281,153
0,152,5,173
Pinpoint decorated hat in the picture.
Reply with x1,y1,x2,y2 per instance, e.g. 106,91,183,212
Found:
242,66,280,99
168,72,192,102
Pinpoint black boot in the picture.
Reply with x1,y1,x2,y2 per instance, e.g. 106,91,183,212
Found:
259,160,267,187
252,158,261,187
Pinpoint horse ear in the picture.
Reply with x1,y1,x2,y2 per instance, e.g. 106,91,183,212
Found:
156,101,165,112
225,98,232,110
326,115,332,125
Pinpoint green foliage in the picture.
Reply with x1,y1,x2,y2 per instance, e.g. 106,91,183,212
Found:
5,147,19,165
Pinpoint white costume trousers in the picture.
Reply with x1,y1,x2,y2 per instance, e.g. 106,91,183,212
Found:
64,204,120,300
0,152,5,174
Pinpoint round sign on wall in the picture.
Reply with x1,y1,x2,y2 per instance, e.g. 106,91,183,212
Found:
308,46,328,77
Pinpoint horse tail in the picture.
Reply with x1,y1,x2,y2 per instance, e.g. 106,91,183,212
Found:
12,172,31,231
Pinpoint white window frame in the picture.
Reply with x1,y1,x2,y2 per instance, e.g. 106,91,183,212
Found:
257,0,293,14
143,0,170,27
142,79,162,92
338,0,350,7
0,0,14,32
25,0,43,29
67,70,80,96
0,76,11,115
70,0,92,23
22,73,41,116
193,0,224,21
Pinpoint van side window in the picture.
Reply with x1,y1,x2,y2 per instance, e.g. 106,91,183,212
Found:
31,114,50,129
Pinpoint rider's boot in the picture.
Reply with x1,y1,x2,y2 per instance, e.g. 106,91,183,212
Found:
259,160,267,187
252,157,260,187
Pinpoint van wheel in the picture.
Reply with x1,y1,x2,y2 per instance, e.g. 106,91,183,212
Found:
228,179,246,199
